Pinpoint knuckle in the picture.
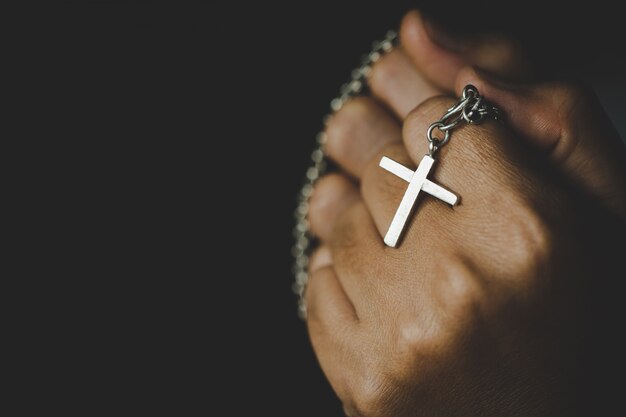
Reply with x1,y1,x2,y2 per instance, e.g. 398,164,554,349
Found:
403,96,455,141
513,212,553,271
551,80,596,124
501,195,555,284
434,259,486,326
326,97,379,161
396,329,440,366
343,403,360,417
396,317,445,359
544,80,604,160
553,80,594,104
348,373,390,417
396,262,484,358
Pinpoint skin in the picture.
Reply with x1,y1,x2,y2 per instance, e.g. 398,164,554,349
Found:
305,10,626,417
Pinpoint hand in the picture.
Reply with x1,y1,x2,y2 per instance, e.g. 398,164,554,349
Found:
305,10,626,417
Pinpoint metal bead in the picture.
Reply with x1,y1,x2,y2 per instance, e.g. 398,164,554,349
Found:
301,183,314,197
297,304,307,320
306,167,319,181
291,245,304,257
330,98,343,111
292,228,303,239
349,80,362,93
296,221,309,233
311,149,324,163
297,191,307,203
297,201,309,215
296,271,308,284
296,254,309,267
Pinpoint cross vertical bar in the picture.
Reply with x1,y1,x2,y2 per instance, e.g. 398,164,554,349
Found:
383,155,434,247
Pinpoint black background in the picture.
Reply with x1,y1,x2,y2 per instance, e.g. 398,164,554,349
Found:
42,1,625,415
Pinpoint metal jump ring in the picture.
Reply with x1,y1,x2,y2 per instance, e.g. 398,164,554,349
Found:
462,106,485,124
426,85,501,155
428,141,439,156
462,84,479,99
427,122,451,149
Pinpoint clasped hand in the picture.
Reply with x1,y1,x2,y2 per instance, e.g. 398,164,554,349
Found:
304,10,626,417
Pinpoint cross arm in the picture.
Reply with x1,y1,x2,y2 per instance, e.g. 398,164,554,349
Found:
379,156,458,206
379,156,413,182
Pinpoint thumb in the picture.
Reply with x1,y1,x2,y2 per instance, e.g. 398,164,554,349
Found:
400,10,532,92
456,67,626,217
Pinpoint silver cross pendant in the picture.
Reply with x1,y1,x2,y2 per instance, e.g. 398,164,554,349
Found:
379,155,458,247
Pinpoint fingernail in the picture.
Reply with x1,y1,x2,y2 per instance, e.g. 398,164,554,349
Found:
309,246,332,273
422,14,468,52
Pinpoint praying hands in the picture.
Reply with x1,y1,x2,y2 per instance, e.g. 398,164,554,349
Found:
302,10,626,417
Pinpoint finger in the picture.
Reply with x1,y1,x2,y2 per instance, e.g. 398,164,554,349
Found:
306,266,358,324
330,201,385,310
368,48,442,119
455,67,626,216
366,9,531,125
305,266,358,400
309,174,360,241
400,10,531,92
325,97,401,178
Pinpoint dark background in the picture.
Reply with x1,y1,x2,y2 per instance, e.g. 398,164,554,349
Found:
42,1,625,415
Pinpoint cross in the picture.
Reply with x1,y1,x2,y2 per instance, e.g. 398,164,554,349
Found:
379,155,458,247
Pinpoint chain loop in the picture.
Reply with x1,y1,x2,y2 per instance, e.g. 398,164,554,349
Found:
426,85,500,156
426,122,449,154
